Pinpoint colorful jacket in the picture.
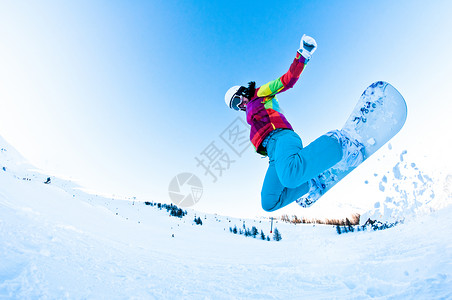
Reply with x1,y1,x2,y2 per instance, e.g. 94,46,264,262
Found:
246,52,308,155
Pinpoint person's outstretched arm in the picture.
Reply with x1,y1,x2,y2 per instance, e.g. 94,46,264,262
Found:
254,34,317,99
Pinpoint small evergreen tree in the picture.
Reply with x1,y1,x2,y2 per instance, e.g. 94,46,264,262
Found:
346,218,354,232
260,230,266,240
232,225,237,234
273,228,282,241
194,217,203,225
251,226,258,238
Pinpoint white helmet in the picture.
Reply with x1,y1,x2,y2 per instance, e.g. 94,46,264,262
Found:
224,85,245,110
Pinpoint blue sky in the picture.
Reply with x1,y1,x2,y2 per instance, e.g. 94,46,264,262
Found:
1,0,451,218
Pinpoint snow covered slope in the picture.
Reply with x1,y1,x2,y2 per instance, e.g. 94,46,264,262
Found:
1,136,451,299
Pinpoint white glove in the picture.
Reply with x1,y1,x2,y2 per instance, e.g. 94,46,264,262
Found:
298,34,317,62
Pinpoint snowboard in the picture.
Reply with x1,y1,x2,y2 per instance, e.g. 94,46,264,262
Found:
297,81,407,207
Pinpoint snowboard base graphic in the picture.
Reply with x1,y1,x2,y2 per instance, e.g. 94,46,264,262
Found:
297,81,407,206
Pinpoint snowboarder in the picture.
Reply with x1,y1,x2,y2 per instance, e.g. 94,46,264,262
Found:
224,34,364,212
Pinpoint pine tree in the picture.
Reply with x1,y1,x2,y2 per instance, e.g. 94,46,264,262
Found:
260,230,266,240
251,226,258,238
346,218,354,232
194,217,203,225
273,228,282,241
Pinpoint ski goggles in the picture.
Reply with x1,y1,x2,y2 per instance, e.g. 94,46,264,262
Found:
230,95,243,111
230,86,246,111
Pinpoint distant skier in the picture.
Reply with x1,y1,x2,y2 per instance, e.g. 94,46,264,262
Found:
224,34,364,212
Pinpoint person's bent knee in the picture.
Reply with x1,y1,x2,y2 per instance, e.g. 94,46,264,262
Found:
261,192,279,212
262,203,277,212
279,177,300,189
276,154,306,188
278,171,303,189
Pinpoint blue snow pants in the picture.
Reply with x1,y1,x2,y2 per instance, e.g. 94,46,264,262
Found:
261,129,342,212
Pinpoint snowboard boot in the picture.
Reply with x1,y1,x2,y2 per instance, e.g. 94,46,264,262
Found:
327,129,364,170
296,176,324,208
297,130,364,208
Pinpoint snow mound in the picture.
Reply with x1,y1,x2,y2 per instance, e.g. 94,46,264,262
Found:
360,148,451,224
